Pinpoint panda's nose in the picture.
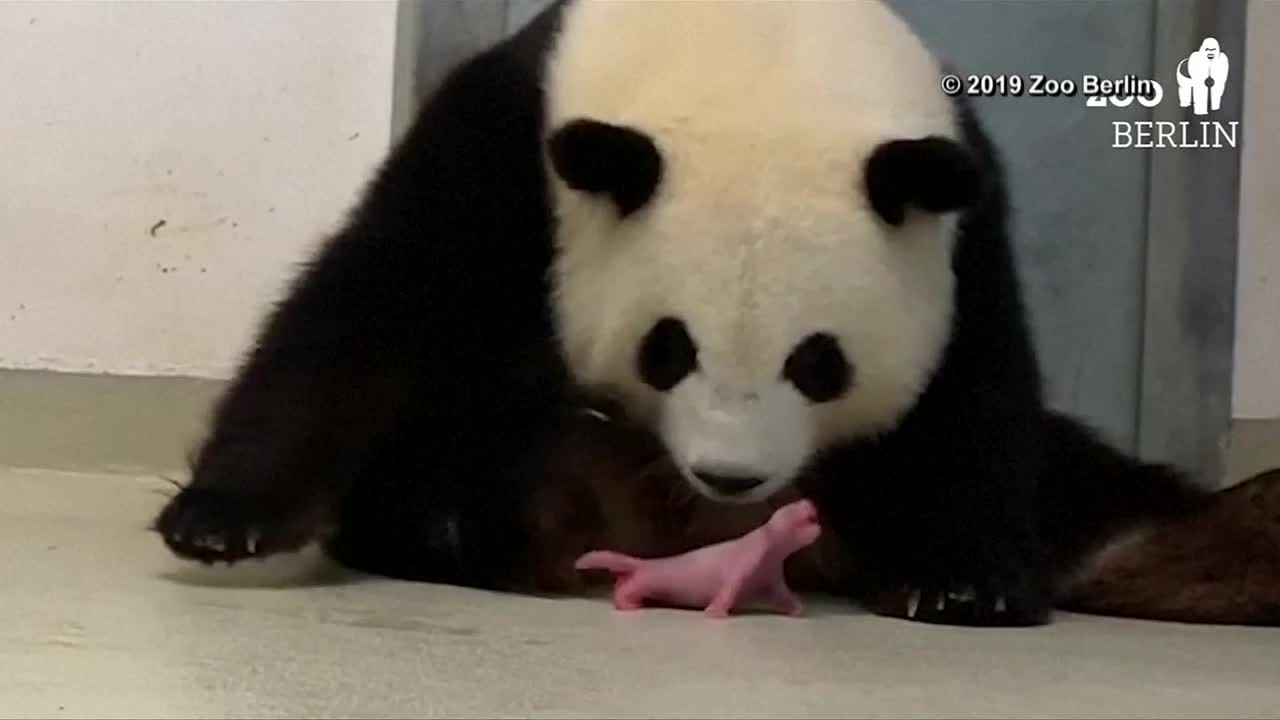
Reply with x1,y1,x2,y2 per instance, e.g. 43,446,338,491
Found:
693,469,765,496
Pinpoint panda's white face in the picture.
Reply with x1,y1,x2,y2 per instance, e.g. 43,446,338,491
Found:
543,0,971,503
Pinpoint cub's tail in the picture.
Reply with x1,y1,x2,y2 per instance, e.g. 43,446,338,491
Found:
575,550,642,578
1039,410,1280,625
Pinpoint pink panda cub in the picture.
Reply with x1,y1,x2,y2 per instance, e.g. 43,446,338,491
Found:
575,499,822,618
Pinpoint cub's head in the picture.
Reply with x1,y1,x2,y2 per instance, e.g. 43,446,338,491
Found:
543,0,984,503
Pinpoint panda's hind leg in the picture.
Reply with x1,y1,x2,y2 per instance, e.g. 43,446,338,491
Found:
319,407,553,589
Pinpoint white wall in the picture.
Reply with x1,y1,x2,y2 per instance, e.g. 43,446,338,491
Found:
0,0,396,379
1232,0,1280,420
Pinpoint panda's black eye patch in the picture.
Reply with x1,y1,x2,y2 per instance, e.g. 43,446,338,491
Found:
547,118,663,217
638,317,698,391
784,333,852,403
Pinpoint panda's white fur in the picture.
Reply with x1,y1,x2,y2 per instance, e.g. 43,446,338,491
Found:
545,0,964,501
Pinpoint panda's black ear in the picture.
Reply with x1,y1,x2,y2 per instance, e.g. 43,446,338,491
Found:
547,119,663,217
863,137,982,227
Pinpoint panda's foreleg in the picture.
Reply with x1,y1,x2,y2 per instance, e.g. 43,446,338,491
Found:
150,220,467,565
152,37,561,574
811,398,1055,627
153,218,558,575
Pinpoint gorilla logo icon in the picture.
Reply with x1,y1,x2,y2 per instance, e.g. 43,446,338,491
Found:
1176,37,1229,116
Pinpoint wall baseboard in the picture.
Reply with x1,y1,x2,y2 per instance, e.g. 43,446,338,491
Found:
0,368,225,477
3,367,1277,485
1224,418,1280,486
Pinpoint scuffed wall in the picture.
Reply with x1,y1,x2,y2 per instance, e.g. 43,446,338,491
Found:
0,0,395,379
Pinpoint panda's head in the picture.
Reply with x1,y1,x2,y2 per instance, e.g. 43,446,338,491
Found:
543,0,984,503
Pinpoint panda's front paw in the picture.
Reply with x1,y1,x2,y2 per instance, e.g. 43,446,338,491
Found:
152,485,328,564
863,543,1052,627
867,579,1048,627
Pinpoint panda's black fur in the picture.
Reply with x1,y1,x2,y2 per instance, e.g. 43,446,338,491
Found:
154,0,1280,626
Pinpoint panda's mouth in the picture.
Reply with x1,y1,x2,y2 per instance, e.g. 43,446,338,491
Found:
674,459,794,505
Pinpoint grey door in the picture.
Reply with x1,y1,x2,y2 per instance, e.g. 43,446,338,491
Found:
886,0,1246,486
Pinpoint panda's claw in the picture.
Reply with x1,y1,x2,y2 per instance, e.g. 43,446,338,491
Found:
870,577,1047,627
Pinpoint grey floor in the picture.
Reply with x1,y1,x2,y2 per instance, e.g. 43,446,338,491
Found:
4,466,1280,719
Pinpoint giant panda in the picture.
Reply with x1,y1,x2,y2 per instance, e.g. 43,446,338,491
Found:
154,0,1280,627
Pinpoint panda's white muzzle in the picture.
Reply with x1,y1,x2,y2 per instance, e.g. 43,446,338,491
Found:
660,375,814,503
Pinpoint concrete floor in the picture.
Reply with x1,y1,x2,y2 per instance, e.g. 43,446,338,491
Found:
4,467,1280,718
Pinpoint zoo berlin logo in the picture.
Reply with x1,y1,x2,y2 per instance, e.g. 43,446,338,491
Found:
940,36,1238,149
1102,37,1237,149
